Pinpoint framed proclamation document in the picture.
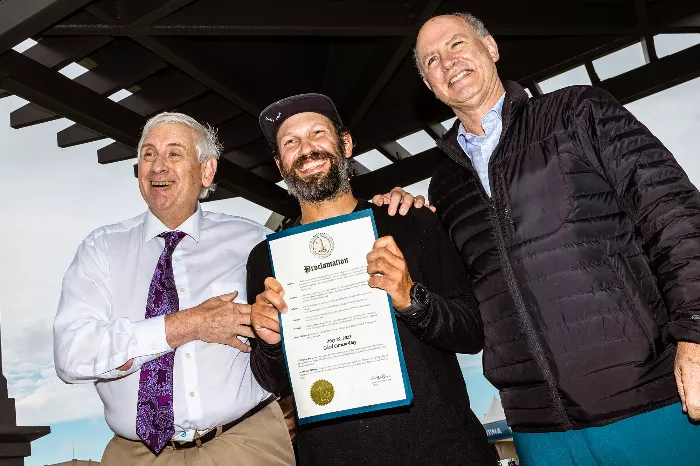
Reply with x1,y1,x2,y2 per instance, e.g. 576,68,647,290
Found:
267,208,413,424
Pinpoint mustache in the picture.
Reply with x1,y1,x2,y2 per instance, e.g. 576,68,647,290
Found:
291,150,336,171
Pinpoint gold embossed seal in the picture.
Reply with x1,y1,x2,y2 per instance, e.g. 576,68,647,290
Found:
310,379,334,406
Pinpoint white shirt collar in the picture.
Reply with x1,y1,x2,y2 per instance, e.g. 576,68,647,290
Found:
143,205,203,243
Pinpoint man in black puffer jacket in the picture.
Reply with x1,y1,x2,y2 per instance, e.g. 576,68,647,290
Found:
376,12,700,465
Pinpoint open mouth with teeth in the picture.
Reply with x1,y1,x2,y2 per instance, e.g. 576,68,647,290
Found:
448,69,473,87
150,181,174,187
296,158,329,175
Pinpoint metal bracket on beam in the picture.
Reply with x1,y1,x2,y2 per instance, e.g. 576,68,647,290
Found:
584,61,601,86
423,123,447,141
377,140,411,162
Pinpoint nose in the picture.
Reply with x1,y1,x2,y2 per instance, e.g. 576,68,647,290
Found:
299,138,315,156
442,51,458,71
150,153,167,174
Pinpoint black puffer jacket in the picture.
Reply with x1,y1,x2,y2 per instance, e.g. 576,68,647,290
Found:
429,81,700,432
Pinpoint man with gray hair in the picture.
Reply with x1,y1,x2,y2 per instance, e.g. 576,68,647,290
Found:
53,112,295,465
375,12,700,465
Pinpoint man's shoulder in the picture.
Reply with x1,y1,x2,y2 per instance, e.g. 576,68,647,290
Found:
202,210,271,235
82,212,147,246
370,202,442,233
527,85,614,114
249,238,270,260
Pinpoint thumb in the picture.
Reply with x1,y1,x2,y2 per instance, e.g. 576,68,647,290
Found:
217,291,239,301
675,363,687,413
229,337,251,353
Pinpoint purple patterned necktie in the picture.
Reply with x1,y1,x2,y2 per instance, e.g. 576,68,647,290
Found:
136,231,186,454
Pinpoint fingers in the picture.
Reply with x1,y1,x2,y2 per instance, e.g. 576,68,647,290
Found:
367,250,404,276
236,325,255,339
217,291,239,301
372,194,389,207
252,306,281,334
367,274,392,291
414,195,437,213
229,338,251,353
256,288,289,314
263,277,284,296
372,236,404,259
398,193,415,216
388,188,407,216
675,364,687,413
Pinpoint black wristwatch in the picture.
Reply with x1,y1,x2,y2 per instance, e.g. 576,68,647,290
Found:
397,282,430,316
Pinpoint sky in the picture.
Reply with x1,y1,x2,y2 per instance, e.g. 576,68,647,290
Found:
1,33,700,465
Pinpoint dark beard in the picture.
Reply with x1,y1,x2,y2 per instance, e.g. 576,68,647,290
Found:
280,146,352,204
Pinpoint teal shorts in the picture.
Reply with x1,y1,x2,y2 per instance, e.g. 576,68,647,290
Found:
513,403,700,466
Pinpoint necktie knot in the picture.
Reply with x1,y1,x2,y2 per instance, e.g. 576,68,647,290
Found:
158,231,187,256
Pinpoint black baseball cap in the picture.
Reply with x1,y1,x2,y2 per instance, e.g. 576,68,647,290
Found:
259,93,343,147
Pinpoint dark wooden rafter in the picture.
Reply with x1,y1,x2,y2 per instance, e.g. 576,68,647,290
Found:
343,0,444,129
377,141,412,162
86,0,262,117
57,68,207,147
0,49,299,216
11,37,166,129
0,50,143,144
583,60,602,86
42,22,700,37
44,23,412,37
352,147,444,199
601,42,700,103
634,0,658,63
0,0,94,54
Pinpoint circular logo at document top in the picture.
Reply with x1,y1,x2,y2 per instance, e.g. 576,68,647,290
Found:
309,232,334,259
310,379,335,406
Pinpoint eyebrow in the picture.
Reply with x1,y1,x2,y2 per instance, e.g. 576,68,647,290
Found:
422,33,467,61
141,142,188,151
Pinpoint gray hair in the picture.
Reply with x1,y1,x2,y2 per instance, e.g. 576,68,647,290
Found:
413,12,491,77
137,112,223,199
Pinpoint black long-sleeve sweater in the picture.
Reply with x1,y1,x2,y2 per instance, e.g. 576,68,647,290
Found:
246,201,494,466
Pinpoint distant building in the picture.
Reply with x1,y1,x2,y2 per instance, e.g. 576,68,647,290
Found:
47,460,99,466
482,395,518,465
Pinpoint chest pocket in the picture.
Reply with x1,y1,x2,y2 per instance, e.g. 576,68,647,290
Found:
500,134,572,241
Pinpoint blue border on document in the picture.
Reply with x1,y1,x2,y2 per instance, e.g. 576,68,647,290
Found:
266,207,413,425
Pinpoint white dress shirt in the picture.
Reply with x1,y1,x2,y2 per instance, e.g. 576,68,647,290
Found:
54,206,272,441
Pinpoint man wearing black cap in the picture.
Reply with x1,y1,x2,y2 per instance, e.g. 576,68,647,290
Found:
246,94,494,465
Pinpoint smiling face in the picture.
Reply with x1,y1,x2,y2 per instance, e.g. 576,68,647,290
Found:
137,123,216,227
275,112,353,204
416,15,501,112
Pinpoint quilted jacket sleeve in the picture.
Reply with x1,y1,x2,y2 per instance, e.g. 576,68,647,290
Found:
573,86,700,344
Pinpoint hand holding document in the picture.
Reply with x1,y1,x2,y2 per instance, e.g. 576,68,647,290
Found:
267,209,412,424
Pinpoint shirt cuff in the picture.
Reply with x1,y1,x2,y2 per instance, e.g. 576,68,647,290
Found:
132,315,171,356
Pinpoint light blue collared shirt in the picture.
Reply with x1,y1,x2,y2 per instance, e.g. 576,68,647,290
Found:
456,93,506,197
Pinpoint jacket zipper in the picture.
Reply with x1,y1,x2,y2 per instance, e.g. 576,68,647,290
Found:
436,99,574,430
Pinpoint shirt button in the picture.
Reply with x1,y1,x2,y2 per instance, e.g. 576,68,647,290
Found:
190,391,195,397
179,287,185,292
175,257,181,262
185,353,191,359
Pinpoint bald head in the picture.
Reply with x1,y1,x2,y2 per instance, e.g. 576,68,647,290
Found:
413,13,490,77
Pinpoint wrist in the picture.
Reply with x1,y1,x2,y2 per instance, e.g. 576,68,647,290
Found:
396,283,430,316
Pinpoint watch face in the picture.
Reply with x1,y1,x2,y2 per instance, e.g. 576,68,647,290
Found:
413,283,429,306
